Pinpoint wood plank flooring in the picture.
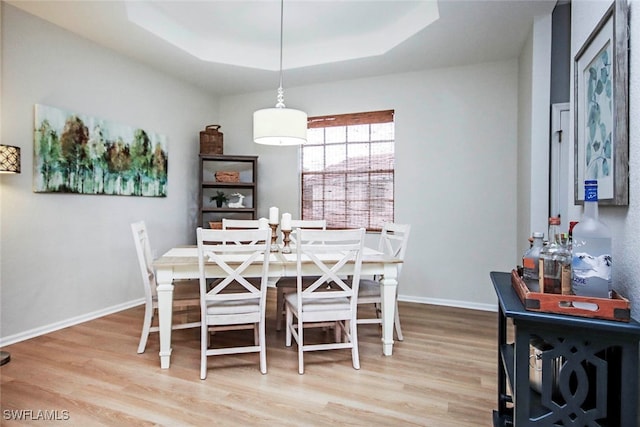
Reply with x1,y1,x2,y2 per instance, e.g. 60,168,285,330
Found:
0,289,499,426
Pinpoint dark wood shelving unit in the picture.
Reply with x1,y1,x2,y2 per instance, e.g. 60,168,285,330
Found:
198,155,258,228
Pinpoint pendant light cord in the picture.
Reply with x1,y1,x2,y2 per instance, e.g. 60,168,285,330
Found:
276,0,286,108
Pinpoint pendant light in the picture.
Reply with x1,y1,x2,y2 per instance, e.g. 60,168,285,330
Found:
253,0,307,146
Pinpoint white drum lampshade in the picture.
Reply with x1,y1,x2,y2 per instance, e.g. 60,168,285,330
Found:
253,107,307,146
252,0,307,146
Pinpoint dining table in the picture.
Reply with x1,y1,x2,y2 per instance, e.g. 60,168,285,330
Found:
152,245,403,369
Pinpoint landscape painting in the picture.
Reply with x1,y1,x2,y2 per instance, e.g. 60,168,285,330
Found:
34,104,168,197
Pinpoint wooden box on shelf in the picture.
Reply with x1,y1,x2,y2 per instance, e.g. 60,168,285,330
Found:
510,269,630,322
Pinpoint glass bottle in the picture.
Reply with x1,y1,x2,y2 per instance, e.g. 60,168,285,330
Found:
539,217,571,294
522,232,544,288
568,221,579,253
558,232,572,295
571,180,612,298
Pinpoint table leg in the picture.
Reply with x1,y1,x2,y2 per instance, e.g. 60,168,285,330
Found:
156,267,174,369
379,263,398,356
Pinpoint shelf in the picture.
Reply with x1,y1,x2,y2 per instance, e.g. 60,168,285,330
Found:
497,343,551,424
198,155,258,228
202,181,255,188
199,154,256,162
202,208,255,213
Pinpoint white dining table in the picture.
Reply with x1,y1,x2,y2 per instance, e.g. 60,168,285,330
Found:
152,246,402,369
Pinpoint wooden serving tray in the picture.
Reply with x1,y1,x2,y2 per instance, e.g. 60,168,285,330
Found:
510,269,631,322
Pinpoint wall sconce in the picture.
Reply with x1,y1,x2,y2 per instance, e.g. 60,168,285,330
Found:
0,145,21,174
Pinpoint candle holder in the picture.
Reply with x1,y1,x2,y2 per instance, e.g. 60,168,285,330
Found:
269,223,279,252
281,229,292,254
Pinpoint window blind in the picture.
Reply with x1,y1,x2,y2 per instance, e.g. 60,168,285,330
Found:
301,110,395,231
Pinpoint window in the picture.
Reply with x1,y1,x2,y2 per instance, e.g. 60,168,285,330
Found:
301,110,395,231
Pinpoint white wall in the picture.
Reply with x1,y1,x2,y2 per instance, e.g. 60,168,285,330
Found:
0,4,219,342
517,15,553,261
517,23,534,260
570,0,640,319
7,1,622,344
219,61,520,310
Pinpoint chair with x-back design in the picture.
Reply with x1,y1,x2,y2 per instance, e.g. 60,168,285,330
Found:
356,222,411,340
131,221,200,354
275,219,327,331
284,228,365,374
196,227,271,379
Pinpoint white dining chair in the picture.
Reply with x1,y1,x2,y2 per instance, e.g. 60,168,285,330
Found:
275,219,327,331
131,221,200,354
221,218,269,245
222,218,262,230
284,228,365,374
356,222,411,340
196,227,271,379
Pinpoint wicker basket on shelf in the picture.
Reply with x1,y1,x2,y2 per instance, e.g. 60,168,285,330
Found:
200,125,223,154
215,171,240,182
208,221,223,229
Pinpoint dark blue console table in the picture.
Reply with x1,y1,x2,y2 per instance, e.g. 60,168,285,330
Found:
491,271,640,426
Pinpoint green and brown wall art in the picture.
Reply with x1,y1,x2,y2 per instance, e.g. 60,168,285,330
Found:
34,104,168,197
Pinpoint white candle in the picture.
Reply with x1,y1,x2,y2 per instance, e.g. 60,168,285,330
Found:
258,218,269,229
281,213,292,230
269,206,279,224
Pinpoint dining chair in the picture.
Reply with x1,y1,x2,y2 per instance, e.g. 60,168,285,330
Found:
131,221,200,354
222,218,269,244
284,228,365,374
222,218,262,229
275,219,327,331
196,227,271,379
357,222,411,341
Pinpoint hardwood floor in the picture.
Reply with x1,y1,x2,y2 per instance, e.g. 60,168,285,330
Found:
0,289,499,426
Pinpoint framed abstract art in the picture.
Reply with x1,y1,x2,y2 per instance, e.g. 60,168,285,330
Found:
574,2,629,205
34,104,168,197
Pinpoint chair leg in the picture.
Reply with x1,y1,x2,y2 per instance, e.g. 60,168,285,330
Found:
254,323,259,345
276,287,284,331
297,317,304,375
394,300,403,341
285,306,293,347
336,320,343,343
350,319,360,370
137,304,154,354
200,324,208,380
259,321,267,374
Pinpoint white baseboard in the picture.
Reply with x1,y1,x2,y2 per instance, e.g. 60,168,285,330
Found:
0,298,144,347
398,295,498,312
